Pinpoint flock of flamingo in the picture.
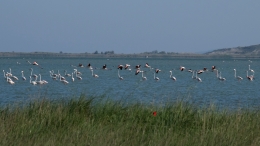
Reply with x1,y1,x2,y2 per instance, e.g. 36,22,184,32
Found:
2,61,255,85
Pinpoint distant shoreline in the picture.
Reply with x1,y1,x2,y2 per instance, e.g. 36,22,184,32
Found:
0,52,260,59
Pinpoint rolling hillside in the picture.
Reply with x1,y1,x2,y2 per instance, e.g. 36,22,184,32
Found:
205,44,260,55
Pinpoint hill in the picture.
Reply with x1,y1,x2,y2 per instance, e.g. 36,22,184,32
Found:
205,44,260,56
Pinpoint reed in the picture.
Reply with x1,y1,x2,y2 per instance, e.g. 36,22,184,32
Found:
0,95,260,145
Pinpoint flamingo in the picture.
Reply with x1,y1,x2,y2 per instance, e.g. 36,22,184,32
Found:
145,63,150,68
118,70,123,80
135,69,141,75
154,73,159,81
180,66,185,71
71,73,75,82
11,75,19,81
87,63,93,70
135,65,141,69
78,63,84,67
118,65,124,70
64,70,71,77
30,68,38,78
36,74,45,84
102,64,107,70
8,68,18,80
60,75,66,81
155,69,161,73
33,62,39,65
169,71,176,81
74,69,82,76
196,71,202,82
76,74,82,80
91,69,99,78
234,69,243,80
197,70,204,74
51,70,58,77
246,71,253,81
192,71,197,80
218,71,226,81
27,61,38,65
3,70,6,78
9,68,19,80
125,64,131,70
29,76,37,85
187,69,193,73
21,71,26,80
212,66,216,71
28,61,43,68
249,65,254,73
7,77,15,84
6,68,12,77
60,75,69,84
74,70,82,80
141,71,147,80
49,71,57,80
40,74,48,84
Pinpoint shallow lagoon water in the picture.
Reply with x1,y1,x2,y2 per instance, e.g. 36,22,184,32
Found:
0,57,259,110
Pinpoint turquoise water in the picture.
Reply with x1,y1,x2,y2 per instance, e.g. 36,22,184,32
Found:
0,57,259,110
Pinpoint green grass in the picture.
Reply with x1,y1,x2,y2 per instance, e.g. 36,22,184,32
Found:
1,95,260,145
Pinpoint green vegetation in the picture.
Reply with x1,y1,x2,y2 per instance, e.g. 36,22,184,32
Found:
1,95,260,145
206,44,260,56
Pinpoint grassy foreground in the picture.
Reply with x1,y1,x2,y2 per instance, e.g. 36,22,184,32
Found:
1,95,260,146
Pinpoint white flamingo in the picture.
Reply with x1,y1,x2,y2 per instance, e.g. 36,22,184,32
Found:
118,70,123,80
36,74,45,84
30,68,38,78
21,71,26,80
60,75,69,84
71,73,75,82
192,71,196,80
6,68,12,77
77,75,82,80
49,71,57,80
8,68,18,80
3,70,7,78
141,71,147,80
51,70,58,78
64,70,71,76
30,76,37,85
7,77,15,84
154,73,159,81
74,70,82,80
218,71,226,81
196,71,202,82
91,69,99,78
11,75,19,81
234,69,243,80
169,71,176,81
249,65,254,73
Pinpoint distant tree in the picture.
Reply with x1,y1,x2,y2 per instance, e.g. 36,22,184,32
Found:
151,50,158,54
159,51,166,54
93,50,99,54
60,51,63,54
101,52,103,54
104,51,114,54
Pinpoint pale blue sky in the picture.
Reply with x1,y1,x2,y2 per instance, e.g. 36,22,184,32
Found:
1,1,260,54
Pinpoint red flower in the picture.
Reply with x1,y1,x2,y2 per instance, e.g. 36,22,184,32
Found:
153,111,157,116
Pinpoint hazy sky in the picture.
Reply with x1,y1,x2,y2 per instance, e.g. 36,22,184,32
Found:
1,1,260,54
